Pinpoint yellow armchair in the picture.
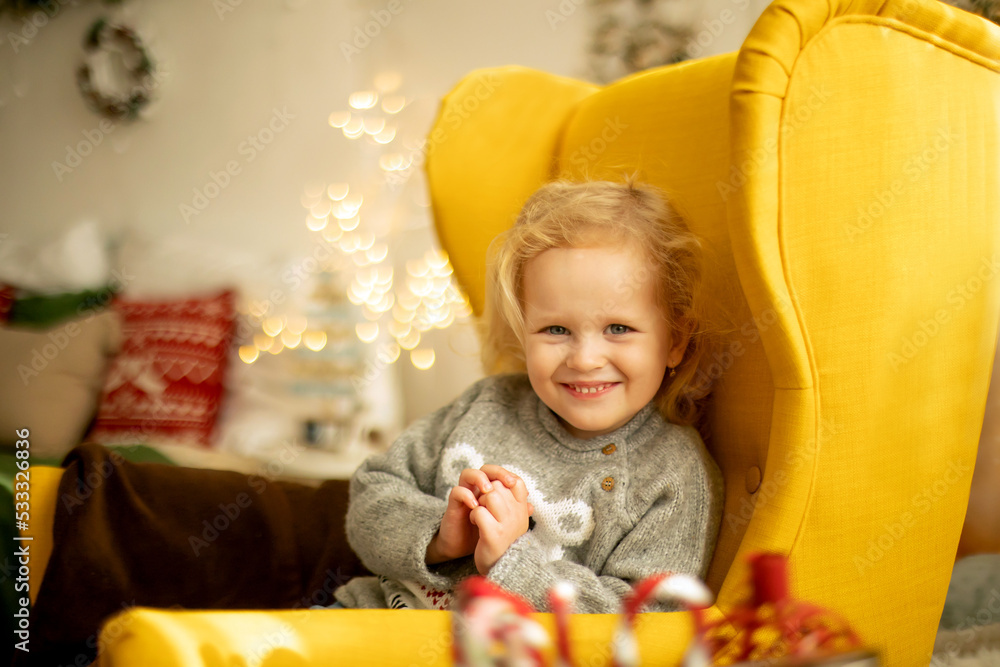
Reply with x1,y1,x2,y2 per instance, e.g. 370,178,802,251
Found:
427,3,999,664
26,0,1000,664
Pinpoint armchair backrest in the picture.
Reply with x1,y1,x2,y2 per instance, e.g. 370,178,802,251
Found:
425,0,1000,663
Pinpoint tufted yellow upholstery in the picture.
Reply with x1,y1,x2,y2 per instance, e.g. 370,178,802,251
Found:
428,10,1000,667
24,0,999,664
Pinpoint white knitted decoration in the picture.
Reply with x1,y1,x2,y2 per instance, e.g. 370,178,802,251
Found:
441,443,595,562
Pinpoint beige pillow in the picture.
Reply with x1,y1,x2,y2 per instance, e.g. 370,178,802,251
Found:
0,311,121,459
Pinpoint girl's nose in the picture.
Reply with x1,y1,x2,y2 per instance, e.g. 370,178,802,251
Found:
566,337,606,372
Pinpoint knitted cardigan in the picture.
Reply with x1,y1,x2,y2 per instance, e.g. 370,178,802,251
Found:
335,373,723,612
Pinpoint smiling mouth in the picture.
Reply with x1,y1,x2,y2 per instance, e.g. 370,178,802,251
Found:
562,382,618,396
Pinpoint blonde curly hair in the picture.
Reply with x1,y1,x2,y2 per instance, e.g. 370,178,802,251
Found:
481,178,712,426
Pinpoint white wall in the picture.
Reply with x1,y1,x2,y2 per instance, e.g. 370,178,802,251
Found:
0,0,592,248
0,0,770,431
689,0,772,59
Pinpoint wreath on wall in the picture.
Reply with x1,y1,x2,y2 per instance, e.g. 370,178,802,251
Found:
76,17,155,121
586,0,696,84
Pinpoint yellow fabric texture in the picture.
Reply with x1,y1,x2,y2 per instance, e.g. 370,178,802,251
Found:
19,466,61,605
729,2,1000,666
423,68,598,322
20,0,990,664
92,607,694,667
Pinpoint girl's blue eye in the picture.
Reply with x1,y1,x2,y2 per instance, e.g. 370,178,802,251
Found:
608,324,631,335
546,326,568,335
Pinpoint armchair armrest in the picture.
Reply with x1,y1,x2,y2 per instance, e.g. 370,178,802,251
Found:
21,465,62,606
95,607,696,666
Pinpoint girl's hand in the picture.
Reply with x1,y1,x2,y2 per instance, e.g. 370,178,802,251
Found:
469,472,534,574
427,484,480,564
427,467,518,564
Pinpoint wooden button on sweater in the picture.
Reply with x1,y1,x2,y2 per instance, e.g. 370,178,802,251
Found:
602,476,615,491
602,443,617,455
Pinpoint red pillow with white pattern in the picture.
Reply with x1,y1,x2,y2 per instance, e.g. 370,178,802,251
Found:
0,285,14,322
89,290,236,446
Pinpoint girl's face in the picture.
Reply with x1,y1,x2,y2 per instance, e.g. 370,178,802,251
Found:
521,244,688,439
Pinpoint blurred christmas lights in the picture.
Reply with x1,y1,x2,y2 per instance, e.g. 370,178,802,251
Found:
242,74,469,372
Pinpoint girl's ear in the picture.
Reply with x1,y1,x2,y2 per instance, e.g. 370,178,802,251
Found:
667,317,694,368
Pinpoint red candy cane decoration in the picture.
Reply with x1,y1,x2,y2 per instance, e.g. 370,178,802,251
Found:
548,581,577,667
612,573,715,667
453,577,548,667
449,555,867,666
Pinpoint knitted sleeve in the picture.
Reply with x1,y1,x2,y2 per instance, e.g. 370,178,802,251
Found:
344,377,490,591
486,435,724,613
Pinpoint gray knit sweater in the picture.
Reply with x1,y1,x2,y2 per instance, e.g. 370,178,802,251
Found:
334,373,723,613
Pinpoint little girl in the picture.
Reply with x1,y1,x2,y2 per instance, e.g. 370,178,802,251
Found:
334,179,724,612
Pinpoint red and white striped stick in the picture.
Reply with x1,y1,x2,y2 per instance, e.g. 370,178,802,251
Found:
548,581,577,667
453,577,547,667
612,573,714,667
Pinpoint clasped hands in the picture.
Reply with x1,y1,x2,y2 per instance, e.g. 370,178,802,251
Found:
426,464,534,575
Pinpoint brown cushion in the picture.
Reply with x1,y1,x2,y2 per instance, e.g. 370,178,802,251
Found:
0,311,121,458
